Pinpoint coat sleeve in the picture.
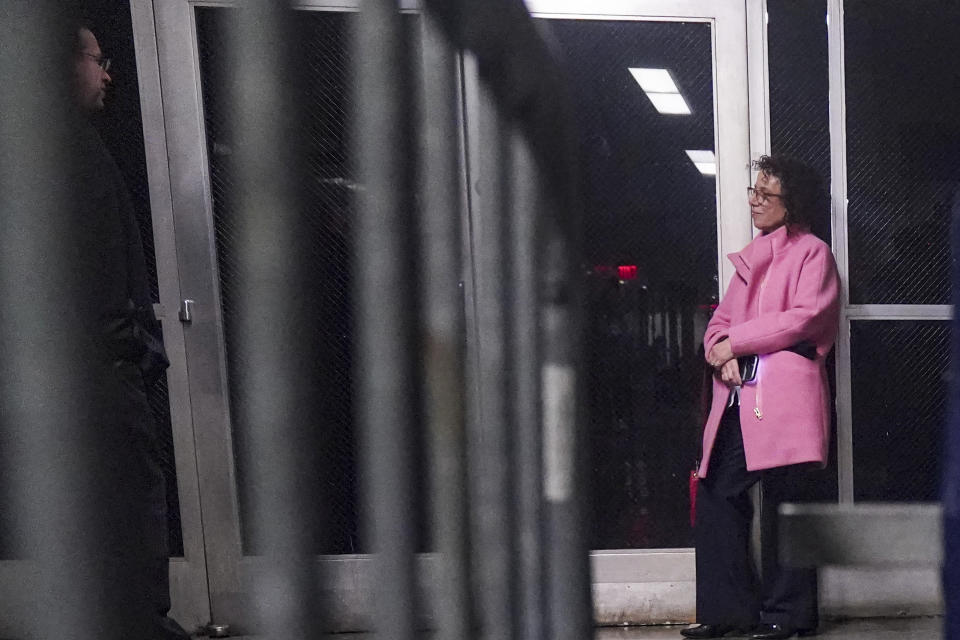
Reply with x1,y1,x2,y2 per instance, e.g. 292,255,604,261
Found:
116,159,170,385
727,245,840,357
703,274,742,361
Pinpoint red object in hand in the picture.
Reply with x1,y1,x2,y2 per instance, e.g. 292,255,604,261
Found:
689,469,699,527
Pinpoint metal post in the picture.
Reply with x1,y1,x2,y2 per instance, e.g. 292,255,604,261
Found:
421,3,590,637
541,226,592,640
539,108,592,640
419,13,475,640
469,83,519,640
827,0,854,505
0,4,117,637
230,1,320,636
510,130,546,640
354,0,419,637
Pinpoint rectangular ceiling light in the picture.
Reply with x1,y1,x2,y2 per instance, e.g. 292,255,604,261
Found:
629,67,691,115
685,149,717,175
628,68,679,94
647,93,691,115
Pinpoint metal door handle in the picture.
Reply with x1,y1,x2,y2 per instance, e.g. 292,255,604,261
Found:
179,299,195,323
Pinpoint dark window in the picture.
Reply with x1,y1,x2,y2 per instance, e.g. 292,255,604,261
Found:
541,18,717,549
851,320,948,501
845,0,958,305
768,0,832,245
196,7,363,554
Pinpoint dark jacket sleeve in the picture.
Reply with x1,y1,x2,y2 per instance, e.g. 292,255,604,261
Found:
116,160,170,386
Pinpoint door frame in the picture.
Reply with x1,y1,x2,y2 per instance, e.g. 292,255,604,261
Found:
150,0,417,632
502,0,759,621
132,0,213,629
151,0,245,628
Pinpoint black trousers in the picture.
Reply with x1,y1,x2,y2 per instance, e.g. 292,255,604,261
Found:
694,404,819,629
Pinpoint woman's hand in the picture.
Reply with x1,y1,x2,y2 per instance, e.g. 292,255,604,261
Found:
707,339,734,369
718,359,742,387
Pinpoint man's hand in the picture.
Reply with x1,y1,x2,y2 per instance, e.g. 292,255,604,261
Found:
718,359,742,387
707,338,734,369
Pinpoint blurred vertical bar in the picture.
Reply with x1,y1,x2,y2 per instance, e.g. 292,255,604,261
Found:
353,0,419,638
419,12,475,640
541,116,591,640
945,187,960,638
230,1,319,636
471,85,518,640
541,230,592,640
0,2,109,637
509,131,546,640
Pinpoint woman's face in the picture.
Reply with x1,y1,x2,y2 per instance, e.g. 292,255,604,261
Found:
749,171,788,234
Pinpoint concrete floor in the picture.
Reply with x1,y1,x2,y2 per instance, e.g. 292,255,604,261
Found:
288,617,941,639
594,617,941,639
228,617,942,639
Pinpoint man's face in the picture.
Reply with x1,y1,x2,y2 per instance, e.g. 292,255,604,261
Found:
75,28,111,111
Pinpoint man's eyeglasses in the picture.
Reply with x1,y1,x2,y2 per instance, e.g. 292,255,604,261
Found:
747,186,784,205
80,52,111,72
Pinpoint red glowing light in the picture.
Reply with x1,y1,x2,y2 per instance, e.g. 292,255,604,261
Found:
617,265,638,280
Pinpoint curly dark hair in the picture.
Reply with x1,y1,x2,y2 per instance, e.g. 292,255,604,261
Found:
753,154,829,233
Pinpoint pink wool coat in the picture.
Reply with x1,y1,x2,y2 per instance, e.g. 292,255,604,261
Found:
698,225,840,478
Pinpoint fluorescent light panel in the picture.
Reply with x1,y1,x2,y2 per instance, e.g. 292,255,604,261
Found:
694,163,717,175
686,150,717,175
628,68,679,94
647,93,691,115
629,67,691,115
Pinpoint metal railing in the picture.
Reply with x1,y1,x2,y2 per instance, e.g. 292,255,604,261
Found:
0,1,589,638
354,1,589,638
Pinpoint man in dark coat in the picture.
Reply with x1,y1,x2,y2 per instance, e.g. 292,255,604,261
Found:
74,24,189,640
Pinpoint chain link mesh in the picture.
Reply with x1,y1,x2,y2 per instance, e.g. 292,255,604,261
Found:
845,0,958,305
768,0,832,245
196,8,361,554
541,18,716,549
851,320,948,501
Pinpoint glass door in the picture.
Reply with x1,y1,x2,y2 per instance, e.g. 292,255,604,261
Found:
129,1,212,629
486,0,754,623
153,0,420,633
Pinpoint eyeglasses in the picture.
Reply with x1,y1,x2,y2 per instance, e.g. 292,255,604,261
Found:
79,52,111,72
747,186,784,205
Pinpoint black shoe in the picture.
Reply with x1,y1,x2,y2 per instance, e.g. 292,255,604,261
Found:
750,623,817,639
680,624,738,638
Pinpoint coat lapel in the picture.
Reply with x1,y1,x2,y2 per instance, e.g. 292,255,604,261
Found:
729,227,784,286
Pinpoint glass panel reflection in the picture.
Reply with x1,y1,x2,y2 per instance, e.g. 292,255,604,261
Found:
540,19,717,549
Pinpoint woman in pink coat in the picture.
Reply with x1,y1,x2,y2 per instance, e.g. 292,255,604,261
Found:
682,156,840,640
